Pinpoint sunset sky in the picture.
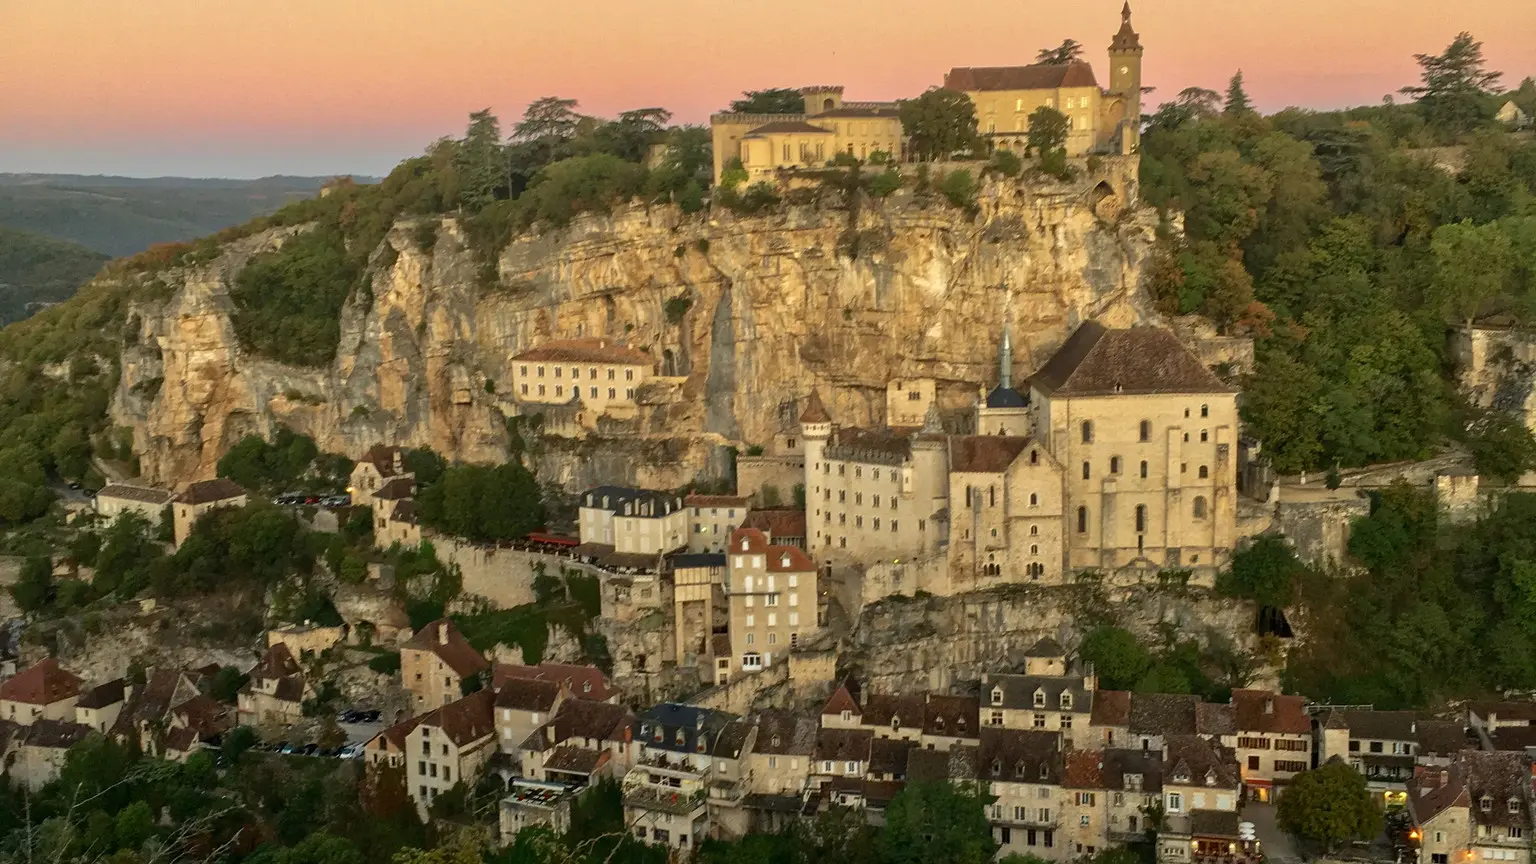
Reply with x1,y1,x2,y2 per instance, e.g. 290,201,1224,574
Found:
2,0,1532,178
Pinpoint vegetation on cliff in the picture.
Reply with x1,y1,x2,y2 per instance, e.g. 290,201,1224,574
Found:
0,226,108,325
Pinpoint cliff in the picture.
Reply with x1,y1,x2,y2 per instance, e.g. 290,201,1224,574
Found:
112,165,1161,488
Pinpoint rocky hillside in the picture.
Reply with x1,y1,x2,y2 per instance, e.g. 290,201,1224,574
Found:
108,164,1159,488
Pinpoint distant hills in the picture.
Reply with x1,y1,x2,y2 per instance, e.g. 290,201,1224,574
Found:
0,227,109,326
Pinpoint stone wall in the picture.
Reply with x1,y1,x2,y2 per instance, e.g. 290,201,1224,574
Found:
687,662,791,714
736,455,803,506
1272,492,1371,569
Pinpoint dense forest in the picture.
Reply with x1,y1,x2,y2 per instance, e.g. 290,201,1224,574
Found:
0,226,107,325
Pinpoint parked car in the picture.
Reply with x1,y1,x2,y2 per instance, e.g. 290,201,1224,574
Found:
322,494,351,508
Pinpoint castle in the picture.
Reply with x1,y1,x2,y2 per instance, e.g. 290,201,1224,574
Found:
802,322,1240,593
709,2,1144,184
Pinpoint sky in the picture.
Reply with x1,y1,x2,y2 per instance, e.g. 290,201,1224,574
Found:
1,0,1532,179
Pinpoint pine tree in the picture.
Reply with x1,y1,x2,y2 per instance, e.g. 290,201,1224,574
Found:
1224,70,1254,116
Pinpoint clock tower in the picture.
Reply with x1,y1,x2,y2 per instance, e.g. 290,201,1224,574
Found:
1108,1,1143,153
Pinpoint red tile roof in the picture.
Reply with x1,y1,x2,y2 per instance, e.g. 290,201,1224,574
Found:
512,338,651,366
176,478,246,505
799,390,830,424
728,527,769,554
944,61,1100,92
766,545,815,573
420,689,496,748
494,663,612,702
404,620,489,679
741,509,807,540
822,684,861,718
360,445,408,478
1064,750,1106,789
948,436,1037,474
1090,690,1131,726
0,659,82,705
1231,689,1311,735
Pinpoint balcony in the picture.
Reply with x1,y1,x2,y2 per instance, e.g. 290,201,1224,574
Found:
992,812,1060,829
622,782,708,818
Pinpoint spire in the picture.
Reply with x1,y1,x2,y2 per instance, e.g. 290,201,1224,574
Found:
921,401,944,435
1121,0,1132,22
1112,1,1142,52
799,389,831,425
999,325,1014,391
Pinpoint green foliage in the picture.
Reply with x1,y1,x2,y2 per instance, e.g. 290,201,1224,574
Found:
522,154,647,228
11,554,54,612
1223,70,1255,116
939,170,978,211
159,502,313,596
413,219,439,252
719,159,749,191
1078,626,1151,689
728,89,805,114
1401,32,1503,137
1277,762,1384,851
403,447,446,486
1464,406,1536,482
209,665,249,703
664,294,693,324
416,462,544,543
900,88,980,161
881,781,996,864
217,428,322,492
988,148,1024,178
369,652,402,675
1218,533,1306,607
230,226,359,367
0,226,108,325
865,168,904,198
718,181,781,216
1036,39,1084,65
1025,106,1070,159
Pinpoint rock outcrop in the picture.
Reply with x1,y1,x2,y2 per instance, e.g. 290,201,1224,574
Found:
113,164,1160,489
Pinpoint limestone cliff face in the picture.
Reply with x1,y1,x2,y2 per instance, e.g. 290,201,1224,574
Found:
113,168,1160,488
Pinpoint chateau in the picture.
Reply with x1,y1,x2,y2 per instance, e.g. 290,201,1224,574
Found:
708,3,1144,184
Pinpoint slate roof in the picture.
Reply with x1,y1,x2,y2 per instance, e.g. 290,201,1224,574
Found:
944,61,1100,92
1091,690,1132,727
741,509,808,540
1418,720,1474,757
863,694,926,730
549,698,631,744
1029,323,1234,397
1163,735,1240,788
712,719,755,760
374,477,415,501
923,694,980,738
1129,693,1201,736
1327,709,1419,741
799,390,831,424
908,744,980,783
948,436,1035,474
745,120,836,136
580,486,683,517
404,620,489,679
638,702,735,755
419,689,496,748
96,485,174,505
495,678,562,713
513,338,651,366
1487,727,1536,752
0,658,82,706
753,709,819,756
495,663,613,702
1231,689,1310,735
390,499,419,525
983,672,1093,714
986,385,1029,409
1465,751,1533,829
176,478,246,505
1101,747,1165,793
23,719,92,749
75,678,126,710
825,427,915,464
671,553,726,570
1111,2,1142,51
815,728,874,763
977,728,1062,783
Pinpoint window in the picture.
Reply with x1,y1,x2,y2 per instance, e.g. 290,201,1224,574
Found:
1060,692,1073,710
1080,815,1091,827
1110,456,1121,474
1139,420,1151,442
1274,760,1308,773
1167,793,1183,812
1200,404,1209,417
990,710,1004,725
1081,421,1093,443
1135,504,1147,533
1077,507,1088,533
1193,496,1208,519
1082,462,1091,480
1034,713,1047,728
1029,493,1038,507
991,687,1004,705
1198,465,1209,479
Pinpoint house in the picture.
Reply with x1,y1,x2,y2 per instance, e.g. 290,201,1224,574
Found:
511,339,655,417
1497,100,1531,130
860,693,926,742
685,494,750,553
349,445,413,510
495,677,564,755
237,644,309,727
370,476,416,536
500,778,580,847
1409,751,1532,864
1157,735,1242,864
366,715,425,768
740,509,807,550
11,719,93,790
0,658,82,726
165,693,233,760
980,638,1097,747
978,728,1066,859
708,87,904,185
811,727,874,790
172,478,247,547
622,703,735,851
746,708,818,796
707,718,759,838
577,486,687,557
93,484,174,527
1230,688,1312,802
401,619,489,713
672,553,726,678
1089,690,1133,749
74,678,128,734
922,694,981,751
380,499,422,549
494,663,615,704
110,668,200,755
1317,708,1420,806
725,528,818,678
405,689,497,818
518,697,633,783
946,433,1066,588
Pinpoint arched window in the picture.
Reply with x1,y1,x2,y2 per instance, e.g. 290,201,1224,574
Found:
1139,460,1149,479
1030,525,1039,536
1081,421,1093,443
1139,420,1151,442
1200,429,1209,443
1030,544,1039,555
1193,496,1208,519
1198,465,1209,479
1077,506,1088,533
1030,450,1039,465
1029,493,1038,507
1200,404,1209,418
1110,456,1121,474
989,486,996,507
1135,504,1147,533
1082,462,1091,480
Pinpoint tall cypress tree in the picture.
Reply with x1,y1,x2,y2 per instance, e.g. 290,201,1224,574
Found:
1224,70,1255,116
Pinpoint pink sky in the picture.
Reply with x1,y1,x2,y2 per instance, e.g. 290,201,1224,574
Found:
1,0,1532,177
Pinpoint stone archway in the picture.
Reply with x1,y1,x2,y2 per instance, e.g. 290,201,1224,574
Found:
1090,180,1122,222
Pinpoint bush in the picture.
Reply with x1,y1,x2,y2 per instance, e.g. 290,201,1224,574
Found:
865,168,904,198
229,226,359,367
367,652,401,675
664,294,693,324
416,462,544,543
719,159,748,190
216,428,320,493
989,149,1024,178
939,170,978,210
524,154,647,228
720,182,781,216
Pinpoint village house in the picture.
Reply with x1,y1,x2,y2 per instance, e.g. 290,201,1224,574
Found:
725,528,818,679
623,703,735,852
111,668,200,755
92,484,174,527
405,689,497,818
1229,688,1312,803
499,778,581,847
980,638,1097,747
0,658,82,726
11,719,93,790
401,619,489,714
380,499,422,548
672,553,725,679
706,718,758,838
577,486,687,558
511,338,655,419
370,476,416,536
495,676,565,755
237,644,309,727
1156,734,1243,864
366,715,424,768
349,445,413,510
685,494,750,553
494,663,615,704
74,678,127,734
745,708,818,797
518,697,634,784
979,727,1067,859
708,86,904,185
1409,751,1533,864
1317,708,1421,807
164,693,234,760
172,478,247,547
740,509,808,549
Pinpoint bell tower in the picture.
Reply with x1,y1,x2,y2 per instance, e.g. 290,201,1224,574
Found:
1108,2,1144,153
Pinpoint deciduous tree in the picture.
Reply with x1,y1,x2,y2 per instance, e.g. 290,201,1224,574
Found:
1036,39,1084,65
1278,762,1383,852
900,88,980,161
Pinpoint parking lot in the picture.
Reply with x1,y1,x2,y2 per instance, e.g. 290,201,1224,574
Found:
257,709,386,760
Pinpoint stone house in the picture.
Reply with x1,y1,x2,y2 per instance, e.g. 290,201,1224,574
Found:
349,445,412,510
725,528,818,679
979,728,1066,859
685,494,749,553
494,663,615,703
623,703,736,852
401,619,489,714
92,485,173,527
860,694,925,743
511,338,654,420
499,779,579,848
1156,735,1242,864
172,478,247,547
820,682,862,729
1100,748,1164,844
366,715,424,768
370,477,416,536
380,499,421,549
237,644,308,727
1229,688,1311,802
11,719,92,790
74,678,127,734
947,434,1066,588
405,689,497,818
1317,708,1421,806
740,509,807,549
1410,751,1533,864
164,693,233,760
518,697,634,783
980,638,1097,747
671,553,725,677
110,668,200,755
495,677,564,755
921,694,981,751
1088,690,1133,749
577,486,687,556
708,87,904,185
745,708,818,797
706,718,758,839
810,727,874,791
0,658,82,726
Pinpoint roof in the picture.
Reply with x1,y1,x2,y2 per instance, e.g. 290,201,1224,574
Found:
1029,323,1235,398
1111,2,1142,52
799,390,830,424
825,427,918,464
549,698,631,744
116,668,196,735
544,744,608,775
1163,735,1240,788
1328,709,1418,741
986,385,1029,409
1471,701,1536,724
1129,692,1201,736
745,120,836,136
908,744,979,783
869,737,917,777
983,672,1093,714
766,545,815,573
0,658,82,706
948,436,1035,474
923,694,979,738
164,726,199,754
496,663,613,702
96,484,174,505
418,689,495,747
75,678,127,710
580,486,682,517
638,703,735,754
1417,720,1473,757
711,719,755,760
23,719,92,749
496,678,562,714
1026,637,1065,658
1487,726,1536,752
512,338,651,366
390,499,419,524
176,478,246,505
1197,702,1236,737
374,477,415,501
816,106,902,119
172,694,232,737
1231,690,1310,735
374,715,425,752
862,694,926,730
1101,748,1165,793
753,709,818,756
814,728,873,762
1190,810,1242,839
822,684,861,718
1092,690,1132,727
671,553,726,570
360,444,408,477
1465,751,1533,829
728,527,768,554
404,620,489,678
684,494,749,508
742,509,807,539
1064,750,1105,789
977,728,1062,783
250,643,302,681
944,61,1099,92
1410,762,1473,821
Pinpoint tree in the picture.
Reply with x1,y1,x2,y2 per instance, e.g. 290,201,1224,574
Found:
1278,762,1384,852
209,665,249,703
1025,106,1070,158
455,110,507,211
1463,407,1536,482
900,88,980,161
728,89,804,114
881,781,997,864
1220,533,1306,607
1401,32,1502,135
1430,219,1512,325
1224,70,1255,116
1036,39,1084,65
11,555,54,612
513,97,583,142
113,800,154,851
939,170,978,210
1079,626,1151,689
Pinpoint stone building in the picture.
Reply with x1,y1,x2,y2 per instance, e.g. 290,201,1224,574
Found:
947,435,1066,589
725,528,819,680
171,478,247,547
74,678,127,734
401,619,490,714
349,445,413,510
976,329,1032,437
980,639,1097,748
578,486,687,556
672,553,725,678
1409,751,1533,864
236,644,307,727
685,494,750,553
93,485,174,527
944,3,1143,156
405,689,497,818
1156,735,1243,864
511,338,654,419
623,703,736,851
1229,688,1311,803
709,87,904,185
0,659,82,727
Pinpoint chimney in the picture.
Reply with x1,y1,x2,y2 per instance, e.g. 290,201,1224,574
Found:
438,622,449,646
1440,769,1449,787
1264,697,1274,715
393,449,404,474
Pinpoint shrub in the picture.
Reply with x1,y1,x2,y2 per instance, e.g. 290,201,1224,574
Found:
989,149,1024,178
720,182,781,216
664,295,693,324
939,170,978,210
865,169,904,198
719,158,748,190
229,227,358,367
523,154,647,228
368,652,401,675
413,219,439,252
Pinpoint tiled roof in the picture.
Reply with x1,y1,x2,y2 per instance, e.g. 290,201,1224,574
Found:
0,658,82,706
75,678,126,710
815,728,873,763
164,726,200,754
1191,810,1242,839
672,553,726,570
1091,690,1132,727
544,743,608,775
580,486,682,517
390,499,419,524
923,694,979,738
374,715,425,752
172,694,232,737
869,737,918,777
728,527,769,554
1029,323,1235,397
766,545,815,573
745,121,836,136
908,743,979,783
742,509,807,540
799,390,830,424
684,494,749,508
495,678,562,713
176,478,246,505
1471,701,1536,724
419,689,495,748
374,477,415,501
983,672,1093,714
1465,751,1533,829
1026,637,1065,657
825,427,914,463
23,718,92,749
360,444,408,477
712,719,755,760
405,620,489,679
1101,747,1164,793
512,338,651,366
1163,735,1240,788
862,694,925,730
944,61,1099,92
1418,720,1473,756
1487,726,1536,752
1410,762,1473,821
495,663,612,702
1064,749,1105,788
1231,689,1310,735
96,484,174,505
549,698,631,744
1328,709,1418,742
251,644,302,680
1129,692,1201,736
948,436,1035,474
822,683,861,718
1197,702,1236,737
977,728,1062,783
753,709,818,756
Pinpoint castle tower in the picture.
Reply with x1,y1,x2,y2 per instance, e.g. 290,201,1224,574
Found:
1108,1,1144,154
800,390,833,541
976,326,1032,436
800,86,845,117
912,403,950,556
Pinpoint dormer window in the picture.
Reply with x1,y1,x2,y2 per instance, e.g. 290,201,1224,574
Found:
840,710,852,722
1482,796,1493,813
1033,689,1046,708
891,717,901,732
1510,799,1522,814
991,687,1003,706
1206,770,1217,787
781,555,790,568
1039,764,1049,780
992,759,1003,775
957,716,966,731
651,727,662,743
675,730,685,747
1060,693,1073,711
740,538,750,552
1016,762,1027,778
935,717,945,732
772,735,781,748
